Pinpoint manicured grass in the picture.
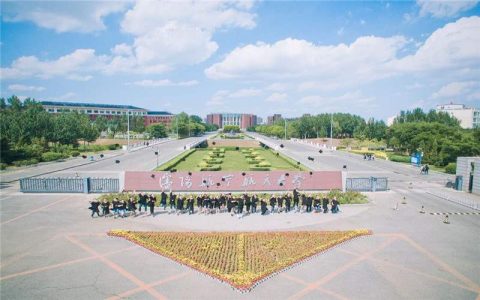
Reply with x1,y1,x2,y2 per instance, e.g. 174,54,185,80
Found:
156,147,307,171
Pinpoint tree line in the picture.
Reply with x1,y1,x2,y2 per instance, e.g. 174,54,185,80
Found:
251,109,479,167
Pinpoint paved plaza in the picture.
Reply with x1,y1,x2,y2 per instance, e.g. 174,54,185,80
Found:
1,135,479,299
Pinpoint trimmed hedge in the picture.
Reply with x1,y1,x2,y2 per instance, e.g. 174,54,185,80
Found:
445,163,456,174
159,149,196,171
388,154,411,163
200,165,221,171
13,158,39,167
257,161,271,167
249,166,271,171
41,152,68,162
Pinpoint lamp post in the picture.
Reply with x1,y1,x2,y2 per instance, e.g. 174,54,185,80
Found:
330,113,333,149
127,110,130,152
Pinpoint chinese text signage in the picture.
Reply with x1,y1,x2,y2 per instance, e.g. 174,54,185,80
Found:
124,171,342,192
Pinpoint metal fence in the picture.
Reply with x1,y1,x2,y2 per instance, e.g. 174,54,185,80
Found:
346,177,388,192
20,177,119,193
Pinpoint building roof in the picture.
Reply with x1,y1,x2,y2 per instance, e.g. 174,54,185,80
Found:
147,111,174,116
41,101,144,110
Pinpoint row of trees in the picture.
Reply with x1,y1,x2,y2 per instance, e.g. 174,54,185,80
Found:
253,113,387,141
0,96,217,165
170,113,218,138
251,108,478,166
1,96,101,164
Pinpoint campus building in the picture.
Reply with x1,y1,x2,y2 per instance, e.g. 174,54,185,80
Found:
455,157,480,195
436,103,479,129
41,101,174,127
267,114,282,125
206,113,258,129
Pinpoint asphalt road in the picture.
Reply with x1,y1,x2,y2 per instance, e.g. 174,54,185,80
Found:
1,133,479,299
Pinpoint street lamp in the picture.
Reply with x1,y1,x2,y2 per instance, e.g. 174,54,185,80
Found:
127,109,130,152
154,148,159,167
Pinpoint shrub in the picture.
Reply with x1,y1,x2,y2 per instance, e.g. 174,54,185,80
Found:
13,158,39,167
71,151,80,157
249,166,270,171
445,163,456,174
388,154,411,163
41,152,67,162
257,161,271,167
200,165,221,171
198,161,209,168
0,163,7,170
108,144,119,150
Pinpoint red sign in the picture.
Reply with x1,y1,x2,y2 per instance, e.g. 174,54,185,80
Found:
124,171,342,192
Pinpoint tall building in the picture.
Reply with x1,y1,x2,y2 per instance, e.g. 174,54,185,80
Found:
436,103,479,129
267,114,282,125
206,113,258,129
41,101,174,127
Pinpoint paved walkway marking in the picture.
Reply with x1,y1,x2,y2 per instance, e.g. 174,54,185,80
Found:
0,197,69,226
287,235,397,300
430,212,480,215
0,244,138,281
281,274,349,300
338,248,478,294
398,234,480,293
107,271,191,300
66,235,166,300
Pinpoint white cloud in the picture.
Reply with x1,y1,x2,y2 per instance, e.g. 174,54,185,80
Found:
432,81,479,99
128,79,199,87
300,91,375,111
2,1,127,33
266,92,287,103
121,0,256,35
265,82,289,92
417,0,478,18
206,16,480,98
205,36,407,82
207,88,262,106
395,16,480,72
8,84,45,92
2,1,257,79
1,49,106,80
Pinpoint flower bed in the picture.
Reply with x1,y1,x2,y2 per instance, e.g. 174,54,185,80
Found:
108,230,371,291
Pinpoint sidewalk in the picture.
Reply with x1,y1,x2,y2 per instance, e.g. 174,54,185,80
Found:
425,187,480,210
0,150,124,184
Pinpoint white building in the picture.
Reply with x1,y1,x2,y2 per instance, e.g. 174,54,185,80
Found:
436,103,479,129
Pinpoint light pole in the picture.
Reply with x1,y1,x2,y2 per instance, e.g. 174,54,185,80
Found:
330,113,333,149
176,115,179,139
127,110,130,151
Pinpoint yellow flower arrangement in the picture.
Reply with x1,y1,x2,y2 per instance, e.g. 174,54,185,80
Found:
108,230,371,291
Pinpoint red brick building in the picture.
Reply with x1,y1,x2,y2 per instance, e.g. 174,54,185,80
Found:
206,113,258,129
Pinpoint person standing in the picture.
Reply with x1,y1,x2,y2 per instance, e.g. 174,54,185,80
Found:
306,194,313,213
160,191,167,211
293,189,299,212
251,194,258,213
269,195,276,213
314,196,321,213
322,197,330,214
245,194,251,214
101,200,110,217
148,196,155,217
285,194,291,212
119,199,127,218
112,198,119,218
277,194,284,213
260,198,268,215
138,193,147,213
188,197,195,215
237,196,244,218
331,197,340,213
169,192,176,213
89,199,101,218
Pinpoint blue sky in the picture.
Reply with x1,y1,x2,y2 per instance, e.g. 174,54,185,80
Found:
1,0,479,122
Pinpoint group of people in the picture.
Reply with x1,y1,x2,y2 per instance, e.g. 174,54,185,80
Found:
363,153,375,160
88,189,341,218
420,164,430,175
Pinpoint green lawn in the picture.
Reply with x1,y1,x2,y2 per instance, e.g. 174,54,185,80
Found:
156,148,307,171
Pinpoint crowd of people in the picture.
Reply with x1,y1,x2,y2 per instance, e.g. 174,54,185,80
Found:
88,189,341,218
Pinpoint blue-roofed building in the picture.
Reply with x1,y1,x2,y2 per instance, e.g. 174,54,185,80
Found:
41,101,174,127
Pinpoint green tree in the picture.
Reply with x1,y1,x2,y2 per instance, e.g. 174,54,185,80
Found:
146,124,168,138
